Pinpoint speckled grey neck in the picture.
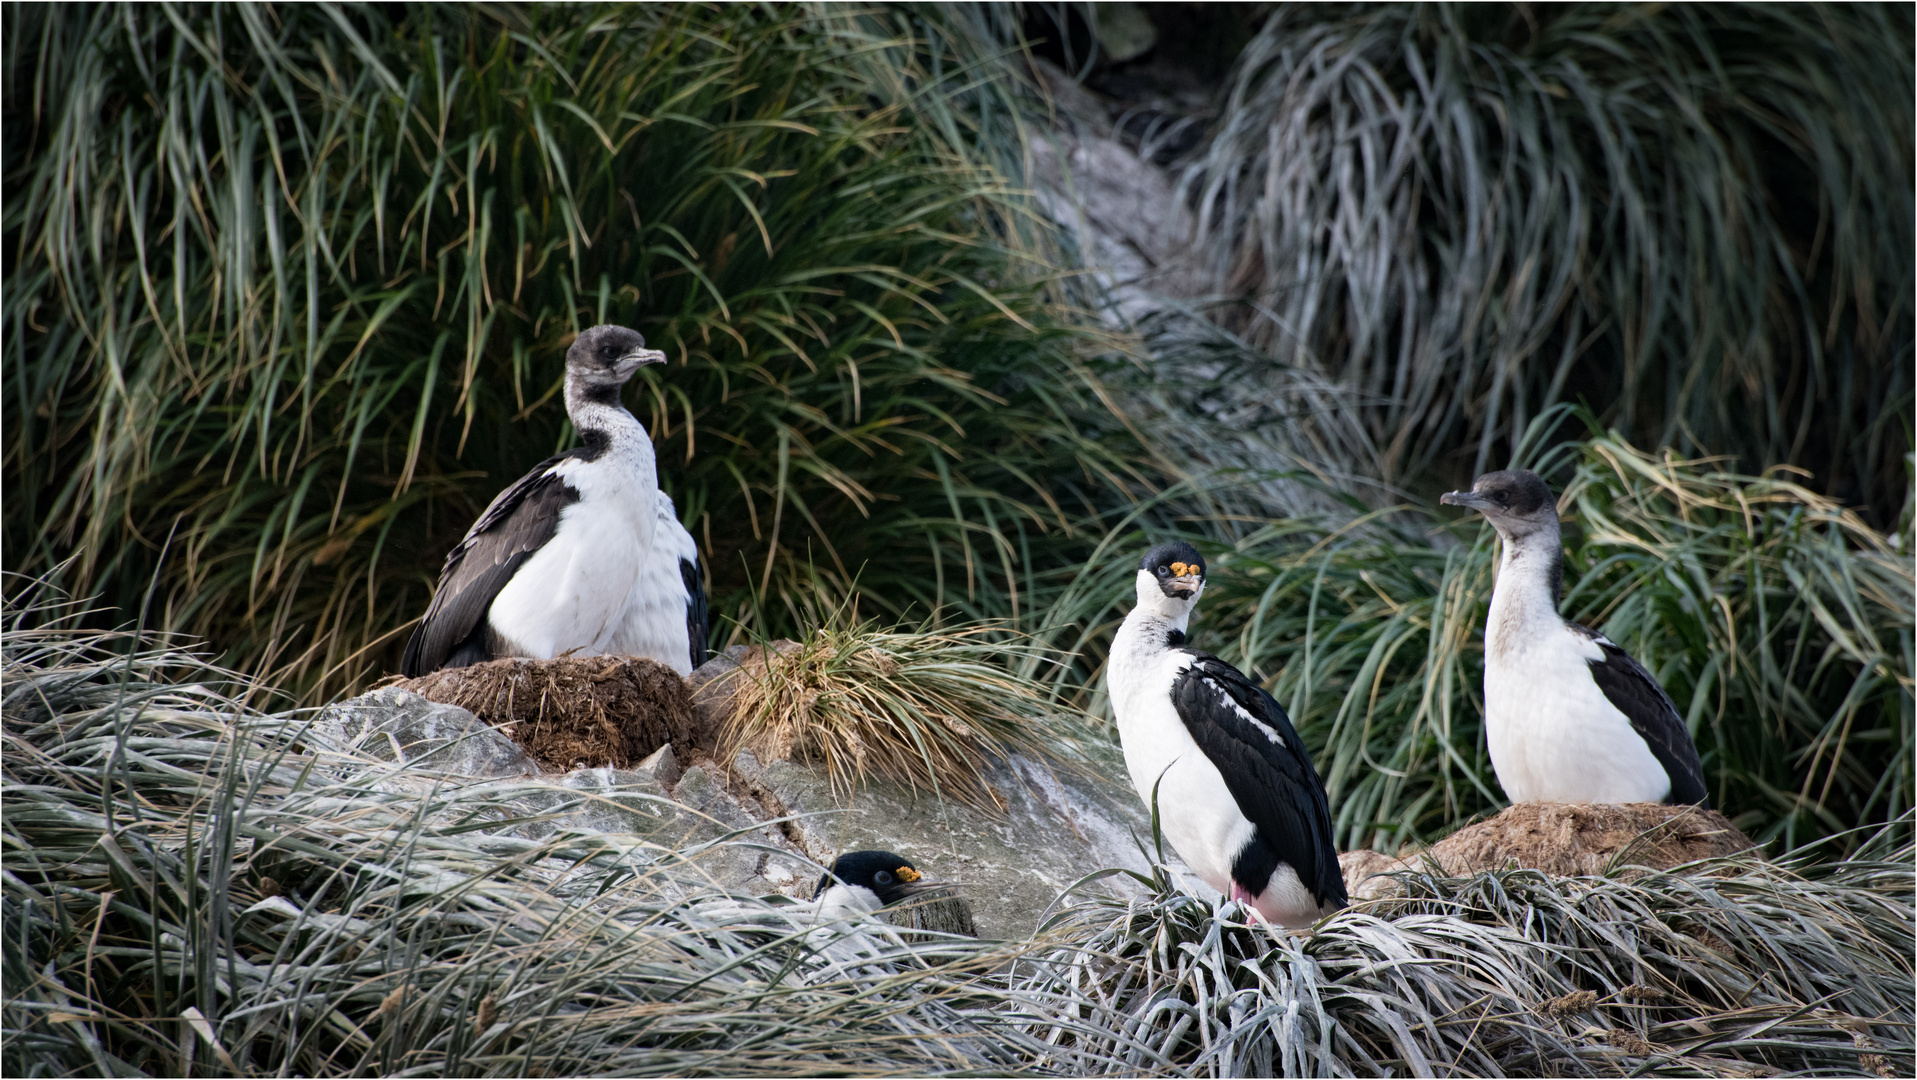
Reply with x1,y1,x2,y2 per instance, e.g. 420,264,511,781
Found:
564,376,653,466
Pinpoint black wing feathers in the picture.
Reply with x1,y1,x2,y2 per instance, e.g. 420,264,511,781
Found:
400,451,584,677
1170,654,1347,907
1569,623,1709,807
681,551,709,670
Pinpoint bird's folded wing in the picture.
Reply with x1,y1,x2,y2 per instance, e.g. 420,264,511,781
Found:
401,452,583,675
1170,654,1344,902
1569,623,1709,807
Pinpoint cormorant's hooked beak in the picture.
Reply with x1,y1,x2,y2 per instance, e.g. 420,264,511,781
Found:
613,347,668,380
1439,490,1489,511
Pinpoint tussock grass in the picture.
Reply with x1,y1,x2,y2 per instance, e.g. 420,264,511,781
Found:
1182,3,1913,512
0,589,1046,1077
3,3,1149,702
6,590,1912,1077
716,619,1078,810
1009,837,1914,1077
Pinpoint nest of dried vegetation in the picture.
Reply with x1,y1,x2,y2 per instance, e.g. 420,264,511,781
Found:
397,655,696,771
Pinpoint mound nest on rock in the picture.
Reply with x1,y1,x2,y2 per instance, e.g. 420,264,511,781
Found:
1342,801,1758,899
397,656,696,772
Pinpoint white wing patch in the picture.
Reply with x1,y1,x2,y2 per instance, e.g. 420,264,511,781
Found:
1201,673,1286,749
1558,622,1611,663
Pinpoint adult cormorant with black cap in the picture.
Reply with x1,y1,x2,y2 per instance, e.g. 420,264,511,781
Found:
1105,541,1347,927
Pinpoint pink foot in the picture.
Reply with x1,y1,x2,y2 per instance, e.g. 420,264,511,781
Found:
1227,881,1268,922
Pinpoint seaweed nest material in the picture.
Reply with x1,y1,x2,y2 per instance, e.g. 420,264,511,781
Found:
398,656,695,771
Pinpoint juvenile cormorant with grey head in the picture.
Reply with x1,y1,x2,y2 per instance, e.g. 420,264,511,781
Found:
1442,469,1707,806
401,325,708,677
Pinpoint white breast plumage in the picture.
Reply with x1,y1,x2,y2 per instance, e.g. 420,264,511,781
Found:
485,452,658,659
602,491,701,674
1483,622,1672,803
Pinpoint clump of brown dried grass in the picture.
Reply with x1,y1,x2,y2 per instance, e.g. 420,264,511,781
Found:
399,655,695,771
709,622,1076,810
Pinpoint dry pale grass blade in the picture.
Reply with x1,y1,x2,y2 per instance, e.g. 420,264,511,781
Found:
5,580,1911,1078
716,620,1080,811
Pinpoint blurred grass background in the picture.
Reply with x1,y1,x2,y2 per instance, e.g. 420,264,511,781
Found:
4,2,1911,853
1181,3,1914,509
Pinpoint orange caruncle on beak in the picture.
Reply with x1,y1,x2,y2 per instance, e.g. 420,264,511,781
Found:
1170,562,1199,577
895,866,921,883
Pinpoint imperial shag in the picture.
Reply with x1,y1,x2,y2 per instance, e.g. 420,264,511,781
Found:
1105,541,1347,927
812,850,932,919
401,325,709,678
1441,469,1708,806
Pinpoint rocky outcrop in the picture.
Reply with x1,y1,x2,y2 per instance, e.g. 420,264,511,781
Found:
1029,123,1206,327
734,738,1186,939
316,678,1768,934
314,685,537,778
1341,802,1760,900
311,675,1194,939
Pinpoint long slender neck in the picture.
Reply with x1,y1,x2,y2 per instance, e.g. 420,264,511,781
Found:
564,377,652,461
1111,577,1195,705
1116,605,1182,652
1487,520,1564,649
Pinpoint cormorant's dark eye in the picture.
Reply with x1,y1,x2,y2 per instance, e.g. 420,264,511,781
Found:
1156,565,1170,577
1493,491,1510,505
874,870,894,885
599,345,618,361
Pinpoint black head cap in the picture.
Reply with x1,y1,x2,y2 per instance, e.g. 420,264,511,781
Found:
813,850,924,907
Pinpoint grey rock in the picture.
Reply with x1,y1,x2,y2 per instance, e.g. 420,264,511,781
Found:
314,687,536,778
1029,129,1204,327
1091,3,1157,64
546,767,679,837
307,684,1207,940
637,743,681,787
658,764,786,889
746,732,1196,940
